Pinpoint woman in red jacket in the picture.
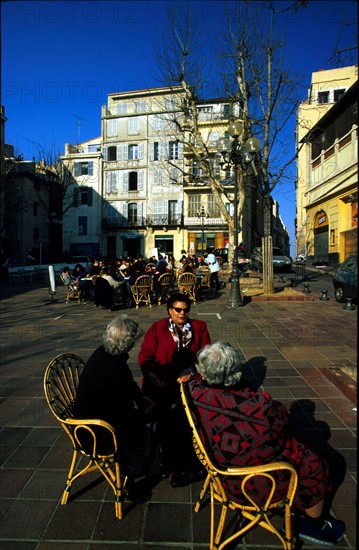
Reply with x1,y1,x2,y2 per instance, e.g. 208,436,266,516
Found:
138,292,211,486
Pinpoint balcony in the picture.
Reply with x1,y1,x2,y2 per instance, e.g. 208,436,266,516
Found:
102,217,147,229
145,214,182,227
184,216,228,227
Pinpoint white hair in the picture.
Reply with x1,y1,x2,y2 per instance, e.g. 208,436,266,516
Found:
103,315,143,355
196,342,243,386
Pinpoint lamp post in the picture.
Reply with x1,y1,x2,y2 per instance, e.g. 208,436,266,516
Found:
196,204,209,254
216,121,260,308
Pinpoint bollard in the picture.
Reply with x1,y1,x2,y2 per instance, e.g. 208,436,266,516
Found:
303,281,311,294
319,289,330,301
343,297,355,311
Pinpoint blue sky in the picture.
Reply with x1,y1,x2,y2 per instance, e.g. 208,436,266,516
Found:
2,0,358,255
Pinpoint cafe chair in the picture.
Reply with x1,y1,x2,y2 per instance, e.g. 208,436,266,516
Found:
180,383,298,550
93,277,125,310
197,266,211,290
44,353,127,520
60,274,83,304
156,272,173,305
177,272,198,303
130,274,153,309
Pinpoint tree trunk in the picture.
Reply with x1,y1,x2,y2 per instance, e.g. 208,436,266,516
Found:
262,192,274,294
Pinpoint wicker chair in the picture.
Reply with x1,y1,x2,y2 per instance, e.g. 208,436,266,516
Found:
156,272,173,305
60,273,83,304
130,274,153,309
180,383,298,550
197,266,211,290
44,353,127,520
177,272,198,303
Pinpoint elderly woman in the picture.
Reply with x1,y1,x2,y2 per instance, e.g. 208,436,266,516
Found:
188,342,345,548
73,316,160,495
138,292,211,487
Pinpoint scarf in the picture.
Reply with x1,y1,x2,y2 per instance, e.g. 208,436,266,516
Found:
168,318,192,350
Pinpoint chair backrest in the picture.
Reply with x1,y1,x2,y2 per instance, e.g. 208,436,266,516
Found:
180,383,298,506
60,273,70,287
158,272,173,286
178,272,196,285
44,353,85,421
44,353,118,457
132,274,153,290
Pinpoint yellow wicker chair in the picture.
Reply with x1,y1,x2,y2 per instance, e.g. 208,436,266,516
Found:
130,274,153,309
60,273,83,304
156,272,173,305
44,353,127,520
180,383,298,550
177,272,198,303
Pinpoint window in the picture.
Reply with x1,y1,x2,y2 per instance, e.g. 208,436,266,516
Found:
208,195,221,217
33,202,38,216
128,203,138,224
193,160,201,177
116,102,127,114
78,216,88,235
73,186,93,206
33,227,40,241
165,97,176,110
73,162,93,176
107,146,117,161
128,117,138,134
188,195,202,217
107,119,117,136
87,144,99,152
135,100,146,112
129,144,139,160
129,171,138,191
318,91,329,104
169,200,178,224
169,140,181,160
223,104,230,118
334,88,346,102
106,172,118,194
153,115,164,131
153,142,159,161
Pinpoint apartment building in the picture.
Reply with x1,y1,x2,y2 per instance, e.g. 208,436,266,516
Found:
61,138,103,258
61,86,286,261
295,65,358,263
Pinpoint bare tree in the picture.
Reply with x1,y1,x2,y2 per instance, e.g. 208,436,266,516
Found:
154,0,307,293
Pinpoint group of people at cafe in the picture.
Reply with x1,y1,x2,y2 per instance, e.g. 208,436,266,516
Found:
60,251,222,308
71,290,346,548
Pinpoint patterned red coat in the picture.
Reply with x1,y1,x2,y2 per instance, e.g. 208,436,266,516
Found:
188,379,330,510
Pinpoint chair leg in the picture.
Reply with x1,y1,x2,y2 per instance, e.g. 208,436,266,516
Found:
61,449,78,505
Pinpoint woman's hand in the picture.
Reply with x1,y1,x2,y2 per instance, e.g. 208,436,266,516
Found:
147,372,165,388
177,373,193,383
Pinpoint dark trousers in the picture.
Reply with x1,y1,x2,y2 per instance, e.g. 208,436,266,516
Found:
210,271,220,290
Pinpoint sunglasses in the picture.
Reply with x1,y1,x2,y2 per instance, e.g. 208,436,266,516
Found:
172,307,190,313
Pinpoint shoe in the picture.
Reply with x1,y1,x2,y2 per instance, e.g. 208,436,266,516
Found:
296,514,346,548
170,469,206,488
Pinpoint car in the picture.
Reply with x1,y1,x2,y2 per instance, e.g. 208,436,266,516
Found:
212,247,247,265
332,254,357,303
250,247,292,272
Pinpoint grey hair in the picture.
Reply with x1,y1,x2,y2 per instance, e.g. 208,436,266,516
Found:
103,315,144,355
196,342,243,386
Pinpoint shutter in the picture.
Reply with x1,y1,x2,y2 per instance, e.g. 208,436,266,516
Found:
138,202,143,222
178,142,183,159
74,163,80,177
138,143,144,159
149,142,154,161
159,142,166,160
117,144,122,160
122,172,129,192
175,199,182,217
102,147,108,161
88,162,93,175
138,171,144,191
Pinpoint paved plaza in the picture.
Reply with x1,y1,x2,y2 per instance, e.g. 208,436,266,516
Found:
0,273,357,549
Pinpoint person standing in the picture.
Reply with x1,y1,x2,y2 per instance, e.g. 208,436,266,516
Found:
205,251,221,290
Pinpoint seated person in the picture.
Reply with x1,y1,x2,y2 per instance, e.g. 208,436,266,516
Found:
188,342,346,548
101,267,120,288
61,266,77,287
73,316,161,500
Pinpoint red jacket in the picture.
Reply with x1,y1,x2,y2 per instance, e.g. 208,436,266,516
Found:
138,317,211,389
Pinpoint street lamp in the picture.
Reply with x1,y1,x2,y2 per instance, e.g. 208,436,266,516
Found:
196,204,209,254
216,121,260,307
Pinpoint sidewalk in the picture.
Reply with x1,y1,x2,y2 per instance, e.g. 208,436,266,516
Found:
0,278,356,549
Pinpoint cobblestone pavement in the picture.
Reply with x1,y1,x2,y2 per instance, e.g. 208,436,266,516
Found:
0,274,356,549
